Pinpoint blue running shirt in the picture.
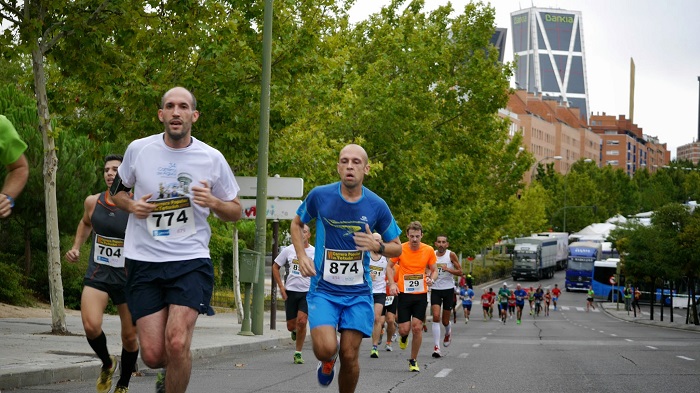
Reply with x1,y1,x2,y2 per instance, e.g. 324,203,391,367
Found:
297,182,401,296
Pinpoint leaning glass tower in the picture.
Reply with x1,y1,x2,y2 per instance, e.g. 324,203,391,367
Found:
511,7,589,122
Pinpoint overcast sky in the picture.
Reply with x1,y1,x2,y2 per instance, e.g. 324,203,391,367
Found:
348,0,700,159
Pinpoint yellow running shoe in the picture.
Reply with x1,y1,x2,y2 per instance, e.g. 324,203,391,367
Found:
114,386,129,393
408,358,420,372
96,355,118,393
293,351,304,364
399,335,408,350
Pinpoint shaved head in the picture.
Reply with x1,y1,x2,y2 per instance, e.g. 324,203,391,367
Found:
339,144,368,165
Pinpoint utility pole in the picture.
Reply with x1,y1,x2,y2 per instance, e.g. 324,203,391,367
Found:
252,0,274,335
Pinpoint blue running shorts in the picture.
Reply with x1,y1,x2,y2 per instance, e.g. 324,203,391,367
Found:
307,291,374,338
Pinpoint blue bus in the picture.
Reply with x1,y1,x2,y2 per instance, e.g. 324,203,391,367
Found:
565,242,602,292
592,259,625,301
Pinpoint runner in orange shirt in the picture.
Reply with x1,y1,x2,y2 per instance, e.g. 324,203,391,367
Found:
387,221,437,372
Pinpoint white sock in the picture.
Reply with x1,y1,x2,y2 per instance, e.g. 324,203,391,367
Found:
445,321,452,335
432,321,441,347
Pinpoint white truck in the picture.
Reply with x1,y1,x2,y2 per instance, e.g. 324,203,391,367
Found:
511,236,558,280
532,232,569,270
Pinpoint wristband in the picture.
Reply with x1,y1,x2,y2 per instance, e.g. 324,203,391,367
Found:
3,194,14,208
377,242,385,254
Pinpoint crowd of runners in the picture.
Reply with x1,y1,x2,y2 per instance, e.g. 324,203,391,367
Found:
276,213,569,393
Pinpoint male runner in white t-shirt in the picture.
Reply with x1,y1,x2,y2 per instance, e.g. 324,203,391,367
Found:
273,224,314,364
111,86,241,393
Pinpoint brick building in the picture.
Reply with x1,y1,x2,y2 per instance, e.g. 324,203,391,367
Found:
505,90,600,182
588,113,670,174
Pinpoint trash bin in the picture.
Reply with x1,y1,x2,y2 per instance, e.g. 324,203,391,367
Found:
239,249,260,284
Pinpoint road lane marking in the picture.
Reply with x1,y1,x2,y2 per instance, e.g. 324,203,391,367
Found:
435,368,453,378
610,334,617,337
472,343,480,348
625,339,634,342
677,356,694,361
646,346,657,350
458,353,469,358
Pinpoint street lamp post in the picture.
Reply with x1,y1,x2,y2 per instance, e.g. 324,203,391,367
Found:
530,155,562,183
563,158,593,232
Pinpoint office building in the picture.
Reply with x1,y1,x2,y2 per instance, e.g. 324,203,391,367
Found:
511,7,590,123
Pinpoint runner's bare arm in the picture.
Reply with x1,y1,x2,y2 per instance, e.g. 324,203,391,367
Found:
65,194,98,262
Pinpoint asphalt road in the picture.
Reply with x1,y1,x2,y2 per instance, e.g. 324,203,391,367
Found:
8,271,700,392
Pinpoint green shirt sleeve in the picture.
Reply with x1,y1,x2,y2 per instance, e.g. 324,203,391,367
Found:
0,115,28,166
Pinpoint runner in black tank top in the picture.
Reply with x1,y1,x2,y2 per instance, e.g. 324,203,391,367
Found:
65,155,139,393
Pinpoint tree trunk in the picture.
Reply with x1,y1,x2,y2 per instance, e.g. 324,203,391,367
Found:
691,276,699,326
32,46,67,334
649,276,655,321
24,224,31,277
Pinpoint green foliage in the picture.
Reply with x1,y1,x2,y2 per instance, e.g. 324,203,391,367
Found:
501,182,550,238
58,234,90,310
0,254,34,305
1,1,700,308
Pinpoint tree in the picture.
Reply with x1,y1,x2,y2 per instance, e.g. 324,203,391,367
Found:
0,0,127,333
501,182,550,237
273,0,521,252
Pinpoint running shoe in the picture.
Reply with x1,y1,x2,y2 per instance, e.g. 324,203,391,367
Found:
317,346,338,387
155,370,166,393
96,355,118,393
370,348,379,358
408,358,420,372
391,331,398,343
294,352,304,364
432,345,441,358
291,330,297,341
399,335,408,350
385,343,393,351
443,332,451,347
464,319,468,324
517,319,521,325
114,387,129,393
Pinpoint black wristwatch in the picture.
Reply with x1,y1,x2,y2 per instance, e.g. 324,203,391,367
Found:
377,242,385,255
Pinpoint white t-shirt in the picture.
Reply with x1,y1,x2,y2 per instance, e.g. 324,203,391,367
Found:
369,254,388,294
274,244,314,292
432,249,456,290
118,133,239,262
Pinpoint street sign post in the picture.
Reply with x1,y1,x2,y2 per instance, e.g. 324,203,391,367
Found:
240,199,301,220
236,176,303,198
234,175,304,333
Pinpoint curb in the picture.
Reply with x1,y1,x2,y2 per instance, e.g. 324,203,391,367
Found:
0,336,292,390
597,302,700,334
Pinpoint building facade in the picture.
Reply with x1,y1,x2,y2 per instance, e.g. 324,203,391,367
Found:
676,141,700,165
589,113,670,174
511,7,590,123
506,90,601,182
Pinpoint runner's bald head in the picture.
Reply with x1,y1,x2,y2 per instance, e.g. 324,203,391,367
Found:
339,144,368,165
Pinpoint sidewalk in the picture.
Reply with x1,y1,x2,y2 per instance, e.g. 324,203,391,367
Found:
599,301,700,333
0,309,292,390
